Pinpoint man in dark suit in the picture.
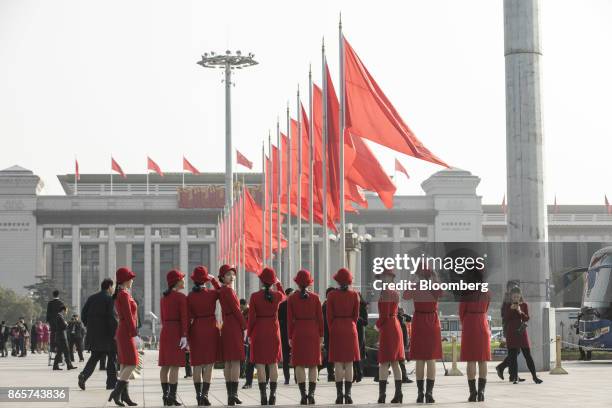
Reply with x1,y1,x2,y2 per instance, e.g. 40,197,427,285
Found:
46,290,65,363
322,287,335,382
78,278,118,390
67,314,86,362
53,305,76,370
278,287,294,385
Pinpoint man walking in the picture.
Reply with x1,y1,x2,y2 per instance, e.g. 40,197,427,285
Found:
46,290,65,364
78,278,118,390
53,305,77,370
68,314,86,362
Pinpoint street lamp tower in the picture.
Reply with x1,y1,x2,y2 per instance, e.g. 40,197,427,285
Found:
197,50,258,207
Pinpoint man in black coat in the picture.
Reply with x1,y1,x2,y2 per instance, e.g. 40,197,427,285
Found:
53,305,76,370
67,314,86,362
78,278,118,390
278,288,294,385
46,290,65,362
322,287,335,382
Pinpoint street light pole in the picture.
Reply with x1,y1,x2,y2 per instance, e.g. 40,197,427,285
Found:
197,50,258,207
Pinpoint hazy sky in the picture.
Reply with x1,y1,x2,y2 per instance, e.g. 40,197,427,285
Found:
0,0,611,204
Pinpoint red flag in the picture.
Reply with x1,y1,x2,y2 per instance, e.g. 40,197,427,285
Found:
75,159,80,181
501,194,507,215
606,195,611,215
236,150,253,169
395,158,409,179
147,157,164,177
343,36,448,168
111,157,126,178
183,156,200,175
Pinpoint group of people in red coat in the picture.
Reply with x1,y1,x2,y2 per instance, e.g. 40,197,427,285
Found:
104,260,539,407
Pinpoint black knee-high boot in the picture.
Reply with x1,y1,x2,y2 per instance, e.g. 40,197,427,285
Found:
477,378,486,402
108,380,127,407
378,380,387,403
201,382,211,406
161,383,169,406
390,380,403,403
233,382,243,405
226,382,234,406
307,382,316,405
194,382,203,406
344,381,353,404
167,383,180,406
268,382,277,405
121,383,138,406
298,382,308,405
416,379,424,403
335,382,344,404
258,382,268,405
425,379,435,404
468,379,477,402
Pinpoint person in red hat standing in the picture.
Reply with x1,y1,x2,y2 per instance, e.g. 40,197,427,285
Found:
218,264,246,406
158,269,189,406
108,267,139,407
326,268,360,405
247,267,285,406
287,269,323,405
403,269,443,404
187,266,221,406
376,269,405,404
459,268,491,402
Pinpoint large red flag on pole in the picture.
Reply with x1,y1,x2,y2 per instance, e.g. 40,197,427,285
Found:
147,157,164,177
236,150,253,169
183,156,200,174
343,36,448,168
111,157,126,178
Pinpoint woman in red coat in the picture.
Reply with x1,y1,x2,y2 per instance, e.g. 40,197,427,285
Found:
287,269,323,405
158,269,189,406
376,269,405,404
218,264,246,406
248,267,285,405
326,268,360,405
403,268,443,404
505,286,542,384
187,266,220,406
108,267,138,407
459,269,491,402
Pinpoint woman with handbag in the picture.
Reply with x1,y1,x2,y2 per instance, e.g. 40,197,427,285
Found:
504,286,543,384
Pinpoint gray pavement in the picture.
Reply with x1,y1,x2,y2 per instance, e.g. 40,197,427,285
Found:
0,351,609,407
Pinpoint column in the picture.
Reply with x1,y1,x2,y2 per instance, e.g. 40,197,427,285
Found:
144,226,152,319
107,225,116,277
153,243,161,318
71,225,81,312
209,242,218,277
98,244,106,281
125,243,133,270
36,226,44,276
179,225,189,292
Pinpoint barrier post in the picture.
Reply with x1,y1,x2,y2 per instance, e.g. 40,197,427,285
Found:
550,335,568,374
447,335,464,376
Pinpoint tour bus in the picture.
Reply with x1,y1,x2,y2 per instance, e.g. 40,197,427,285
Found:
579,246,612,351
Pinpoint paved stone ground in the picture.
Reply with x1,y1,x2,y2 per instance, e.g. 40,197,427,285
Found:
0,351,610,407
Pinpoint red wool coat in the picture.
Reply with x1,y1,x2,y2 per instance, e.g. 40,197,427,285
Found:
287,291,324,367
187,279,221,366
404,288,443,360
377,290,405,363
459,292,491,361
503,301,531,348
247,283,286,364
158,290,189,366
326,289,360,363
114,288,139,365
219,285,246,361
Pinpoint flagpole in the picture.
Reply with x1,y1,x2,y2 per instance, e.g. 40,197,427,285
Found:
242,177,246,278
338,16,346,267
146,172,149,195
286,103,292,282
110,173,113,196
182,170,185,189
276,117,282,281
268,132,273,267
296,85,302,269
74,157,78,196
321,39,330,286
261,142,266,264
308,65,314,272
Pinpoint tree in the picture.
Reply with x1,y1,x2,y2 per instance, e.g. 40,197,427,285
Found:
24,276,58,314
0,286,42,324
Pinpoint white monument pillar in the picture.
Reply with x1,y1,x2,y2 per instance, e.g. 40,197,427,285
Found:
504,0,552,370
71,225,81,312
144,226,152,319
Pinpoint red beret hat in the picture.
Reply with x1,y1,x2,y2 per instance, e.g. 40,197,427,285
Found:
190,265,209,284
294,269,314,288
218,264,237,280
333,268,353,286
259,267,277,286
166,269,185,287
116,267,136,284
